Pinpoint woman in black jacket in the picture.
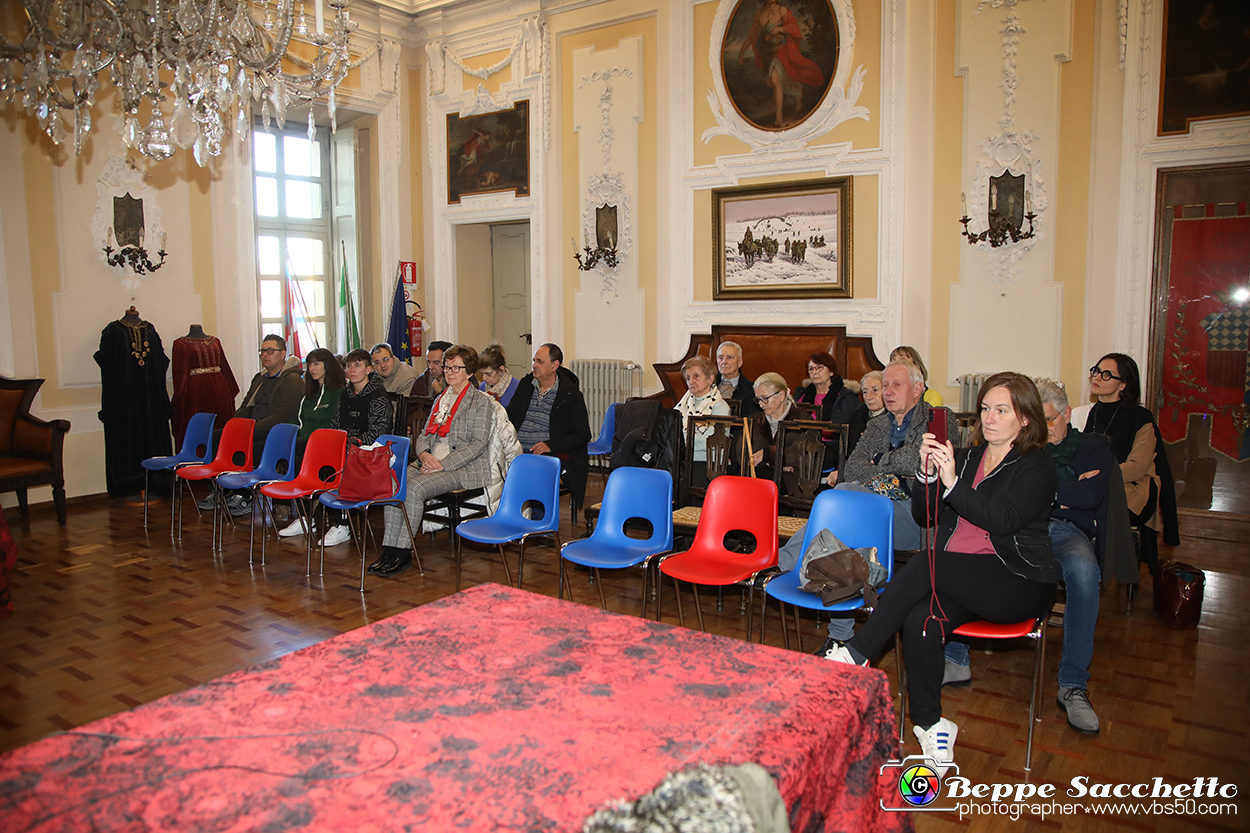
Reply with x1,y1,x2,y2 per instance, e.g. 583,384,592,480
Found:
826,372,1058,776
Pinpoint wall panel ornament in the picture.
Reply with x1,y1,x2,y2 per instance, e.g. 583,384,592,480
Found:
703,0,868,149
964,0,1049,285
91,152,166,290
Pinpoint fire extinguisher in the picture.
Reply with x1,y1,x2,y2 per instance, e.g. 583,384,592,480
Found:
406,300,424,358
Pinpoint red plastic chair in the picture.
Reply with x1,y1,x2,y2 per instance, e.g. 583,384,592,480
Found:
259,429,347,577
174,418,255,542
897,616,1047,771
657,475,778,638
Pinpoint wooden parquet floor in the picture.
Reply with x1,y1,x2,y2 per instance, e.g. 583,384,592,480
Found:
2,486,1248,832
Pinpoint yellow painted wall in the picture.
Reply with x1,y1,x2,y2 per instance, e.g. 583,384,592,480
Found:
555,13,659,363
927,0,963,404
456,224,495,349
1054,0,1095,393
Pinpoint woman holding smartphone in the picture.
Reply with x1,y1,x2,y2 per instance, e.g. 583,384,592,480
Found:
824,372,1058,775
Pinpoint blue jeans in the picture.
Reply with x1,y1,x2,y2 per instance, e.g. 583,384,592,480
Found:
833,482,924,551
943,519,1099,689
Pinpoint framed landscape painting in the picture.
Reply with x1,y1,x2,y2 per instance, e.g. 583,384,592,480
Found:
712,177,852,300
447,101,530,204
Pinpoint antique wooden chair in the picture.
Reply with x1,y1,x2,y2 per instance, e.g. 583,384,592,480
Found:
0,377,70,524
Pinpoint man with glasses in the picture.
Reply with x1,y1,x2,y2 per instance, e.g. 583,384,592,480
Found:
714,341,761,416
505,343,592,517
370,342,420,395
943,379,1118,736
200,334,302,515
413,340,452,398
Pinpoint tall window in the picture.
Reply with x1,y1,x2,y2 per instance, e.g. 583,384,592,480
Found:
253,126,332,355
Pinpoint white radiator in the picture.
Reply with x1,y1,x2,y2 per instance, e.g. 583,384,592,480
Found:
569,358,640,436
957,373,992,412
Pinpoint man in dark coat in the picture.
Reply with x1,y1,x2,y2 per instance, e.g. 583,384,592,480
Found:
714,341,761,416
505,343,592,514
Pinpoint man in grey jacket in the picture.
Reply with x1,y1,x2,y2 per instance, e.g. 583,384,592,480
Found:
833,360,931,551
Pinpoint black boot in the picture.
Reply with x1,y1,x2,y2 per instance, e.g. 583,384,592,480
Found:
368,545,403,575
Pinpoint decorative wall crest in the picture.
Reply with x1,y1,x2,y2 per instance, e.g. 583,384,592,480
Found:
703,0,868,150
576,70,635,295
965,0,1048,282
91,152,166,290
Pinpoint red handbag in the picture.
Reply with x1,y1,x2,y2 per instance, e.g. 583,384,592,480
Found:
339,442,398,502
1153,559,1205,629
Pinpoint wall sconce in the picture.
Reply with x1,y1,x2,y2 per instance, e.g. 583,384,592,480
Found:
572,204,620,271
960,173,1036,248
103,227,167,274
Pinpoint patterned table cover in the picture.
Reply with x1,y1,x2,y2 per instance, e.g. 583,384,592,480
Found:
0,584,911,832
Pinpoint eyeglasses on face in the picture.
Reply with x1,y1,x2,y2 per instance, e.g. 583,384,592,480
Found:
807,364,829,373
1045,412,1062,425
258,347,282,356
1088,366,1121,382
754,390,783,406
444,364,468,374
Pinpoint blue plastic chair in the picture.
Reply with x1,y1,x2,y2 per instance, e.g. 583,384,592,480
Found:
319,435,423,591
140,412,215,533
759,489,895,650
559,468,673,613
585,404,617,456
215,423,299,561
454,454,562,591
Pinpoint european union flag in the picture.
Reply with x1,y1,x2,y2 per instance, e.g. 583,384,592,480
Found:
385,269,411,362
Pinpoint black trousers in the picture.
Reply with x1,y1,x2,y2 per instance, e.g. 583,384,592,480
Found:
848,550,1055,730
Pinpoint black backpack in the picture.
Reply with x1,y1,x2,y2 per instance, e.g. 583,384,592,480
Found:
610,401,684,501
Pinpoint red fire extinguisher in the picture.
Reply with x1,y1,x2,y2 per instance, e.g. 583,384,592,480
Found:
407,301,424,358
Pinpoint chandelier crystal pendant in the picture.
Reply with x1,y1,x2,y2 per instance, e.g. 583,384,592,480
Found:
0,0,360,162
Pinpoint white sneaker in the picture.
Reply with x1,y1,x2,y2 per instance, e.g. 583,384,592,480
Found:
822,644,870,666
320,525,351,547
914,717,958,777
278,518,308,538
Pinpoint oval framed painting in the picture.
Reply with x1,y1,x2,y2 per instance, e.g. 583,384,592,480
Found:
719,0,840,132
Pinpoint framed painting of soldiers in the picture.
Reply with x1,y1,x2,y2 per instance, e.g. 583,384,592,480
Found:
712,177,853,301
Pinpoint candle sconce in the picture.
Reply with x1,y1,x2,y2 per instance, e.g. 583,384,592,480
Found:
103,227,167,275
572,203,620,271
960,172,1036,248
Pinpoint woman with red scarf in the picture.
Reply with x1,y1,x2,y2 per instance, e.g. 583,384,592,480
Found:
372,344,496,578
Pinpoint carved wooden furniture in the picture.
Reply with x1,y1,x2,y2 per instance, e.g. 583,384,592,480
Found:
650,326,886,408
773,419,845,515
0,378,70,525
681,414,747,508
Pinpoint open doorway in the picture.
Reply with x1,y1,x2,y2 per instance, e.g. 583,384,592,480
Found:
456,222,531,377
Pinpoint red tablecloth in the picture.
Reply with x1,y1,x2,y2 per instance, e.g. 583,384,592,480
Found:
0,584,910,832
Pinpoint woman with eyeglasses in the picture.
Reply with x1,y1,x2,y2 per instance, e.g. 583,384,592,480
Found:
373,344,497,578
748,372,794,480
1083,353,1178,573
794,352,860,426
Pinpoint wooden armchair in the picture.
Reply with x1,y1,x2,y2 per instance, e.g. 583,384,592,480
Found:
773,420,845,515
0,378,70,524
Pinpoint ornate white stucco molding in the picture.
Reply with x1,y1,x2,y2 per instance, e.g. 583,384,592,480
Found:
964,0,1048,283
702,0,869,150
576,69,636,295
92,152,166,291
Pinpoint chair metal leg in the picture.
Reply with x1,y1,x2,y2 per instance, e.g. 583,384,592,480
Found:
673,578,686,628
173,477,181,539
793,605,804,653
640,562,650,619
896,633,907,744
557,558,567,601
692,584,705,632
517,538,526,589
499,543,515,587
594,568,608,610
745,583,756,641
654,564,665,622
455,536,463,591
397,503,424,577
143,470,150,529
1025,619,1047,771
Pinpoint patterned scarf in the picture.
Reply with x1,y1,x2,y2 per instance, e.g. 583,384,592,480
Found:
485,369,513,401
677,386,727,436
426,384,471,437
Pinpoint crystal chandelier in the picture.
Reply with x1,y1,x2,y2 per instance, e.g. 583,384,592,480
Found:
0,0,362,163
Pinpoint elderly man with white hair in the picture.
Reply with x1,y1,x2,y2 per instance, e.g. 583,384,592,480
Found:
714,341,761,416
943,378,1115,736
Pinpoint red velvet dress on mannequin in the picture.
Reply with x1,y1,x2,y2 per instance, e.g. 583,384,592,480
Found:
171,327,240,448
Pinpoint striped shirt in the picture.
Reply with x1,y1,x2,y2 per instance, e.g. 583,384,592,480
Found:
516,378,559,449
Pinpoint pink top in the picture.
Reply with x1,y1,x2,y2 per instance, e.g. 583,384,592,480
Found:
944,456,996,555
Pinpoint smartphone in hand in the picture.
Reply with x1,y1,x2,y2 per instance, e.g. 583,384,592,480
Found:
928,408,949,448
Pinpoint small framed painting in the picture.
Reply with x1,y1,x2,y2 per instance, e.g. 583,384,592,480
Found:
712,177,853,300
